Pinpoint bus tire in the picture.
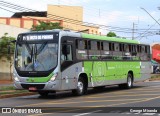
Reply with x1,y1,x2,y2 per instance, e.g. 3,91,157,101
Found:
72,77,86,96
38,91,49,97
119,73,133,89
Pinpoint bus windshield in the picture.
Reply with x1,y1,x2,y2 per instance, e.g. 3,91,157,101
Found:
15,42,58,71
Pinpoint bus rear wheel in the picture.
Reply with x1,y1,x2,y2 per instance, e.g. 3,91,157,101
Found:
72,77,86,96
119,73,133,89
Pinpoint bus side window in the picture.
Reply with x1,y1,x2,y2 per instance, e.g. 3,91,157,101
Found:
114,43,119,51
61,44,73,62
123,44,132,60
147,46,151,60
112,43,122,60
88,41,100,60
76,39,88,60
124,44,129,52
103,42,109,51
101,42,112,60
131,45,139,60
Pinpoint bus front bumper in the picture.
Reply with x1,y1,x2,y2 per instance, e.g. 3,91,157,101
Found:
14,80,61,91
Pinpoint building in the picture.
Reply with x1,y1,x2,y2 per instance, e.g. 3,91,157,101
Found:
0,5,100,34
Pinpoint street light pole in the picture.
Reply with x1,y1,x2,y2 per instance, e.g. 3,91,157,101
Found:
132,22,135,40
140,7,160,26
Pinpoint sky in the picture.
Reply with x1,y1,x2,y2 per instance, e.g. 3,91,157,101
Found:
0,0,160,44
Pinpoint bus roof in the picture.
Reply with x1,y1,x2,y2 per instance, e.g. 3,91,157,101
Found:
81,33,139,44
18,30,139,44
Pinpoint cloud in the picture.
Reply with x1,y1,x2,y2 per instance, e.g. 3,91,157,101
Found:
127,15,139,22
54,0,91,6
84,10,124,25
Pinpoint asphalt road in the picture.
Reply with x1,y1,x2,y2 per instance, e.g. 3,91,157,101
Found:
0,81,160,116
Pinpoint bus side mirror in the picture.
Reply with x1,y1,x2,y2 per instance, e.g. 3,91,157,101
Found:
62,45,70,55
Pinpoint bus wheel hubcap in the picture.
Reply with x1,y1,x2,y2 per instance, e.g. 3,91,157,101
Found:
78,81,83,93
128,77,132,87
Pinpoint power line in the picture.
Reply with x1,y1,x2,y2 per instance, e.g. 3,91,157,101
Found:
0,6,14,13
0,0,159,37
140,7,160,26
136,19,160,40
1,0,159,33
0,1,134,31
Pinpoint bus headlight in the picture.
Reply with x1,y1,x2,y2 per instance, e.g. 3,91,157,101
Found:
13,72,20,82
50,73,58,81
14,76,20,82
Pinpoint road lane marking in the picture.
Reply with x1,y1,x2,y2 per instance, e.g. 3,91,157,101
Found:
86,93,160,99
86,90,160,98
18,84,160,107
103,95,160,107
28,98,146,106
18,96,85,107
132,87,160,90
18,89,160,107
83,86,160,98
28,95,160,116
113,90,160,94
72,110,102,116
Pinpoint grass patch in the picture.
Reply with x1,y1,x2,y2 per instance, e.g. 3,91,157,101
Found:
0,90,30,95
0,86,36,96
0,86,15,91
150,74,160,81
151,75,160,78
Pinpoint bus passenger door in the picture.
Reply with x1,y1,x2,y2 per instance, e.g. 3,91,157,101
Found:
61,44,75,90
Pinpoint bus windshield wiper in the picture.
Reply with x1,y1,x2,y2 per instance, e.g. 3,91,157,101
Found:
30,46,33,62
36,42,47,55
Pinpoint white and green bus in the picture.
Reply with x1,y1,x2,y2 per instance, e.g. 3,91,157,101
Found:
13,29,151,96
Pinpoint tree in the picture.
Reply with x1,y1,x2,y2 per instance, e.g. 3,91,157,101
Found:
106,32,117,37
31,21,63,31
0,33,15,60
0,33,16,81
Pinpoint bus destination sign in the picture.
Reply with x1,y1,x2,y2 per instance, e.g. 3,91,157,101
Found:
23,35,54,41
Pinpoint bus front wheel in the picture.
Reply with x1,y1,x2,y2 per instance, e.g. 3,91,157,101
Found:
72,77,86,96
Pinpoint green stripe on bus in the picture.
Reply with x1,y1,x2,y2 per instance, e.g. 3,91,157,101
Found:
81,33,139,44
27,73,54,83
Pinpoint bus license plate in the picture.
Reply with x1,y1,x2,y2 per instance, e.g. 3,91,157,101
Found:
29,87,37,91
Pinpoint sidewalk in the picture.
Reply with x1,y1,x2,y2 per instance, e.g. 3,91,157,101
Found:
0,80,36,99
0,80,13,87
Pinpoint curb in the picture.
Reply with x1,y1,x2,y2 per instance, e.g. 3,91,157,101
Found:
0,92,37,99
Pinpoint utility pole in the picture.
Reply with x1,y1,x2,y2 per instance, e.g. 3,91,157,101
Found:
132,22,135,40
